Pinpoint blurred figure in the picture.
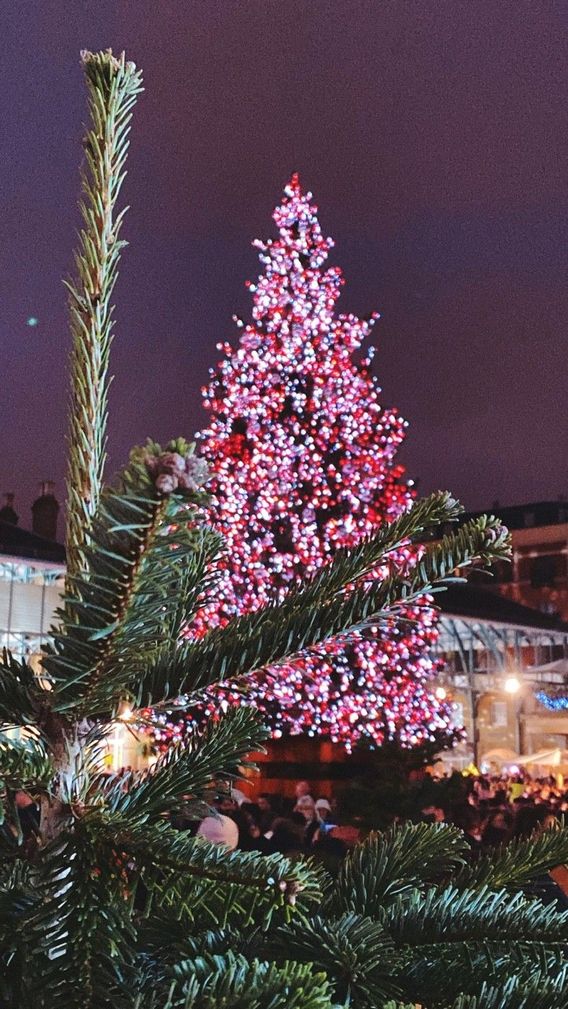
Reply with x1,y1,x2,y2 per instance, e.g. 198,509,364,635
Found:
483,809,512,847
420,805,446,824
257,793,275,832
197,814,239,850
294,795,317,823
269,813,307,856
514,804,549,839
315,797,334,827
452,806,485,860
294,780,313,802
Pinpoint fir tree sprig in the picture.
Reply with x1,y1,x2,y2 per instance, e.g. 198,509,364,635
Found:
65,50,143,582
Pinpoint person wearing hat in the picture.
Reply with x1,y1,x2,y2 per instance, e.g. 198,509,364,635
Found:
315,797,332,820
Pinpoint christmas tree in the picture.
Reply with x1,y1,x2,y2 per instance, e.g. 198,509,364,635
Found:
190,175,456,750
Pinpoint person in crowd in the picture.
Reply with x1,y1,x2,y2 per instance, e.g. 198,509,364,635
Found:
294,794,317,822
197,812,239,850
268,813,307,857
257,793,276,832
233,801,269,851
293,794,319,845
294,780,313,803
227,786,247,807
452,806,484,860
215,791,238,817
513,802,549,839
314,797,335,831
419,804,446,824
482,809,512,847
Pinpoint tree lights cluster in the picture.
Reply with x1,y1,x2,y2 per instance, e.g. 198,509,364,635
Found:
151,175,456,751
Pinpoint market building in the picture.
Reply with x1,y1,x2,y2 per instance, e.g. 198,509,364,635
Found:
0,488,64,660
2,492,568,781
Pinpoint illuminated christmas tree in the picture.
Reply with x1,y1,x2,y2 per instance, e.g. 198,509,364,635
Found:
178,174,457,752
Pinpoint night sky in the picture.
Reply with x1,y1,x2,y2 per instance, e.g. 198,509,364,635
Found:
2,2,566,536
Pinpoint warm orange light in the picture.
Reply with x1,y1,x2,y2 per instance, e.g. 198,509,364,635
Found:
118,700,133,721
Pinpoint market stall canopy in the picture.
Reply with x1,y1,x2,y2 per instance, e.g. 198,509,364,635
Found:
482,747,568,768
481,748,520,765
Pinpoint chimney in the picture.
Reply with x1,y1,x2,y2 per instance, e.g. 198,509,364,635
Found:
0,493,18,525
31,481,60,541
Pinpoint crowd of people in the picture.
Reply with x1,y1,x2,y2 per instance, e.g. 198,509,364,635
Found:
6,769,568,877
429,771,568,857
172,779,357,871
165,769,568,880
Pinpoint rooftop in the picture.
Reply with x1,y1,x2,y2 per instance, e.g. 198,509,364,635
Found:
0,519,65,565
438,581,568,634
462,500,568,532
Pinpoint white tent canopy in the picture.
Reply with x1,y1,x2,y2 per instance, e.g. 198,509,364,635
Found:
481,747,568,768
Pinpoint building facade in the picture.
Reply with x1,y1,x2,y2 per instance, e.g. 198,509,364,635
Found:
3,497,568,779
466,500,568,621
433,583,568,770
0,520,65,660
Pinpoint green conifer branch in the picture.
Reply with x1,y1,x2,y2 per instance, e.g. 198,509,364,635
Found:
64,50,142,582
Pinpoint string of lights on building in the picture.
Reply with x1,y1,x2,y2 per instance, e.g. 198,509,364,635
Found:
535,691,568,712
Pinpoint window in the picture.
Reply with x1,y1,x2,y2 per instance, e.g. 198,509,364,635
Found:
491,701,508,728
490,559,512,584
451,702,464,728
530,555,560,589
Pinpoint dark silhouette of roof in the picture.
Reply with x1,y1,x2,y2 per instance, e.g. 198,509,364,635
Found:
438,581,568,634
462,500,568,532
0,519,65,564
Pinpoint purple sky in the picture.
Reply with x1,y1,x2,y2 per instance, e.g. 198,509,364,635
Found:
2,2,566,536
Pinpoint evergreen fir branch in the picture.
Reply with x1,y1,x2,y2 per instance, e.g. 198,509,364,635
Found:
5,44,548,1009
0,864,40,1005
47,443,221,714
161,952,334,1009
145,851,323,935
326,823,468,917
387,883,568,945
25,830,136,1008
109,708,268,819
273,913,404,1006
449,973,568,1009
65,50,143,582
0,733,54,792
133,510,509,709
453,827,568,889
0,650,44,729
400,938,568,1006
382,1003,416,1009
139,923,258,967
415,512,511,584
94,813,322,915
